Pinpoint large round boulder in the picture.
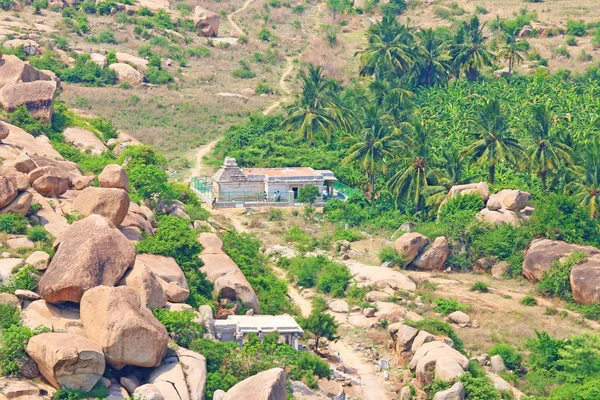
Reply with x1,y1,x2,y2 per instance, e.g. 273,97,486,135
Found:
109,63,143,85
26,332,105,392
28,166,71,197
98,164,129,191
0,165,29,191
135,254,190,303
80,285,169,369
393,232,429,267
72,187,130,227
117,260,167,310
193,6,220,37
522,239,600,282
412,236,449,271
0,174,17,208
0,190,32,216
39,214,136,303
223,368,286,400
570,257,600,304
177,348,207,400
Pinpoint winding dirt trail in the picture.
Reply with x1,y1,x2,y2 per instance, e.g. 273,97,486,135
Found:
188,139,219,179
227,0,256,36
263,57,294,116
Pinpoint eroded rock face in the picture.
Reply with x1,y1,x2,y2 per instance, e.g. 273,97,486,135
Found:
223,368,286,400
432,382,465,400
487,189,531,212
134,384,164,400
193,6,220,37
72,187,130,227
570,257,600,304
28,166,71,197
412,236,449,271
0,80,58,123
135,254,189,303
394,233,429,267
26,332,105,392
21,299,82,332
39,215,136,303
0,190,32,216
0,54,51,87
148,357,190,400
177,347,207,400
80,285,168,369
410,342,469,388
0,175,17,208
98,164,129,191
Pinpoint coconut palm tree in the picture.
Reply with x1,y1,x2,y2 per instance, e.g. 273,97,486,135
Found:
497,26,528,75
414,28,452,86
451,16,494,81
356,15,416,80
342,106,402,196
565,141,600,218
282,65,347,145
389,119,441,211
462,98,525,184
368,78,415,123
524,102,572,190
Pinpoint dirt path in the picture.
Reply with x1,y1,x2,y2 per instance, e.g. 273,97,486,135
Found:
263,57,294,116
227,0,256,37
272,265,313,317
188,139,220,180
328,340,391,400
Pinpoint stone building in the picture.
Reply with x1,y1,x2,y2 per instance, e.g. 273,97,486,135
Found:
214,315,304,350
211,157,337,202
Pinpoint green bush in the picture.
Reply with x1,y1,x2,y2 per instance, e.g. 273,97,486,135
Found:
333,226,362,242
58,54,117,86
566,20,586,36
0,213,28,234
185,204,210,221
285,255,351,297
298,185,320,204
27,226,51,243
52,383,109,400
488,343,522,371
8,106,50,137
146,67,174,84
90,30,118,44
0,0,12,10
459,370,500,399
0,325,39,376
90,117,118,140
537,251,586,302
438,193,484,224
471,281,488,293
434,297,470,315
0,304,20,330
520,295,537,306
231,61,257,79
378,246,405,265
1,265,39,294
256,82,274,95
152,308,204,347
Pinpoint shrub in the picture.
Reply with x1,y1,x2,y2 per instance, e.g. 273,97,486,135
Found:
231,61,256,79
268,208,283,221
27,226,51,243
520,295,537,306
8,106,50,137
90,30,118,44
471,281,488,293
298,185,320,204
256,82,274,95
0,213,28,234
566,36,577,46
0,0,12,10
106,51,117,64
185,204,210,221
378,246,405,265
58,54,117,86
459,371,500,399
53,383,109,400
537,251,586,302
488,343,522,371
0,325,40,376
0,304,20,330
152,308,204,347
434,297,470,315
258,27,272,41
146,68,174,84
285,256,351,297
566,20,586,36
90,117,118,140
333,226,362,242
1,265,39,294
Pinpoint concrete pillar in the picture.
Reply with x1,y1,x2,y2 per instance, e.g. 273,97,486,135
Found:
289,190,294,205
292,336,299,351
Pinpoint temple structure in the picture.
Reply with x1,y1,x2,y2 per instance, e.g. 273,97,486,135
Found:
211,157,337,202
214,315,304,350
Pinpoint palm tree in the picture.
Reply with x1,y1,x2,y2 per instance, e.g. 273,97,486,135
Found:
451,16,493,81
524,102,572,190
497,26,528,74
414,28,452,86
342,106,402,196
389,119,440,211
565,141,600,218
282,65,347,144
462,98,525,184
356,15,415,80
368,78,415,123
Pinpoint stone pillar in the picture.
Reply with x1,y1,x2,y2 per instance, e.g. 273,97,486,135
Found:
289,190,294,205
292,336,299,351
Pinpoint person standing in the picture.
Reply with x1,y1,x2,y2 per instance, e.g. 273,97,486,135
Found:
263,191,268,202
212,197,217,209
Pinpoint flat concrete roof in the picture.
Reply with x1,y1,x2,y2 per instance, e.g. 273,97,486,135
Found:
214,315,304,334
243,167,322,178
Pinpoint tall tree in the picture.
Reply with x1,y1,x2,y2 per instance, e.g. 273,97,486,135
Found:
497,26,528,75
282,65,346,144
342,106,402,196
356,15,415,80
565,141,600,219
451,16,493,81
414,28,452,86
462,98,525,184
524,102,572,190
389,119,440,211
